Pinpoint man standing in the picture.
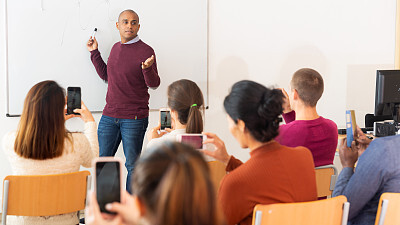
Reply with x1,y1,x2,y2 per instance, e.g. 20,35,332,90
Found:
87,9,160,193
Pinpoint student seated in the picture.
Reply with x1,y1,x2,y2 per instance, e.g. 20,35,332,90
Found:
333,127,400,225
147,79,213,160
86,142,226,225
202,80,317,225
2,80,99,225
277,68,338,167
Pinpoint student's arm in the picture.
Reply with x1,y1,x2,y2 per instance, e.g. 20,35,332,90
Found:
282,111,296,123
333,138,385,220
225,156,243,172
142,54,160,89
73,103,99,167
218,174,250,225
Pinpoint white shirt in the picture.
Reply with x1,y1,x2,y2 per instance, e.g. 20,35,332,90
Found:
122,35,140,44
146,129,215,162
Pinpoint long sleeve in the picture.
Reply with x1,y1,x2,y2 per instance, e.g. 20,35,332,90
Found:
218,176,249,225
282,110,296,124
90,49,108,81
142,54,160,88
226,156,243,172
79,121,99,167
332,139,387,220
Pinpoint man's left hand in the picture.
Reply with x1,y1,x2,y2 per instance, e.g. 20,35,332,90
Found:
142,55,155,69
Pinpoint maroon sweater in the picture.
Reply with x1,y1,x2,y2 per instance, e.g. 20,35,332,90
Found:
276,111,338,167
90,40,160,119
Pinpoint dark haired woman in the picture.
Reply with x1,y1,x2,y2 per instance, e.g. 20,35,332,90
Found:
147,79,214,160
203,80,317,225
2,80,99,225
86,142,226,225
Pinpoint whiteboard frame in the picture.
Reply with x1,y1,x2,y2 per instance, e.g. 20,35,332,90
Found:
4,0,210,116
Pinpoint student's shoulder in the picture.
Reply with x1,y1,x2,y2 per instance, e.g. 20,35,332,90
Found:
320,117,338,128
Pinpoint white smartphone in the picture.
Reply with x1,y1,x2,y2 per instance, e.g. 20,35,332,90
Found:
93,157,123,214
160,108,172,130
176,134,207,150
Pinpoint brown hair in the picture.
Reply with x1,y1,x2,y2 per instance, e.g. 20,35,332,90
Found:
290,68,324,107
167,79,204,133
132,142,226,225
14,80,69,159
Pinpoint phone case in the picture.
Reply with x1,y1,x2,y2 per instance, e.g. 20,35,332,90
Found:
92,157,123,214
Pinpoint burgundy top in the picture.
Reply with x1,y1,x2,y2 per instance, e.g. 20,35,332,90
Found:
276,111,338,167
90,40,160,119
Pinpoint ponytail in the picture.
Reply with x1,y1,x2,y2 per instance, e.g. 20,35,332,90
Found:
167,79,205,133
186,104,203,133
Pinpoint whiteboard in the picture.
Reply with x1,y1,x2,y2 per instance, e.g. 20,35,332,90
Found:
5,0,208,116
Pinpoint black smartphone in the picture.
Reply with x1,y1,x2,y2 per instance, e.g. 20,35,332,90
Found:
160,108,172,130
67,87,81,115
93,158,122,214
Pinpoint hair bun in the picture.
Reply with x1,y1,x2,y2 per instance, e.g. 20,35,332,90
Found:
257,89,284,120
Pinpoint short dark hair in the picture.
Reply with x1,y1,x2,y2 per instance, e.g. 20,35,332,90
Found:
290,68,324,107
118,9,139,23
224,80,283,142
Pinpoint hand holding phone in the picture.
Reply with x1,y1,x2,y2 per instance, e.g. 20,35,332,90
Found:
93,157,123,215
160,108,172,131
67,87,81,115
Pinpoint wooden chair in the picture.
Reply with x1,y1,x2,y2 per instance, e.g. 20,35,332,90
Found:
315,165,338,198
374,193,400,225
252,195,350,225
1,171,91,225
208,161,226,192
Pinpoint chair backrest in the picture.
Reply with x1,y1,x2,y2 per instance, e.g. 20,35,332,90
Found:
252,195,350,225
2,171,90,218
208,161,226,192
315,165,338,198
374,192,400,225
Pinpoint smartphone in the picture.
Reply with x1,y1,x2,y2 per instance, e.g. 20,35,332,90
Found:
93,157,123,214
67,87,81,115
346,110,357,147
160,108,171,130
176,134,206,150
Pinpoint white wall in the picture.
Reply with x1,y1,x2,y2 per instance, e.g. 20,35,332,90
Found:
0,0,397,203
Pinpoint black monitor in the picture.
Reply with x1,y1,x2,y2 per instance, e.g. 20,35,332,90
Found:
375,70,400,122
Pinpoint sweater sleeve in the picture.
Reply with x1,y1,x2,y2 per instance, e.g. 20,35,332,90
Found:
142,54,160,88
332,139,386,220
90,49,108,81
79,121,99,167
282,110,296,124
218,169,249,225
226,156,243,172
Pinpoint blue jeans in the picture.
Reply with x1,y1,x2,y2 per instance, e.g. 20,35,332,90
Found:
98,115,148,194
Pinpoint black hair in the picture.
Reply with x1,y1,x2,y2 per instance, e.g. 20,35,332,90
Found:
223,80,283,142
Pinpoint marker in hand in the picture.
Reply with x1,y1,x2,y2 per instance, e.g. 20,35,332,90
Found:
91,28,97,40
87,28,98,51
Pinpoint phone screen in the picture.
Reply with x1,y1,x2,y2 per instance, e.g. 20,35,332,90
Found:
96,161,121,214
181,135,204,149
160,110,171,130
67,87,81,115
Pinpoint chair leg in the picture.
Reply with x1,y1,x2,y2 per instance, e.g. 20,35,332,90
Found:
341,202,350,225
2,180,10,225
